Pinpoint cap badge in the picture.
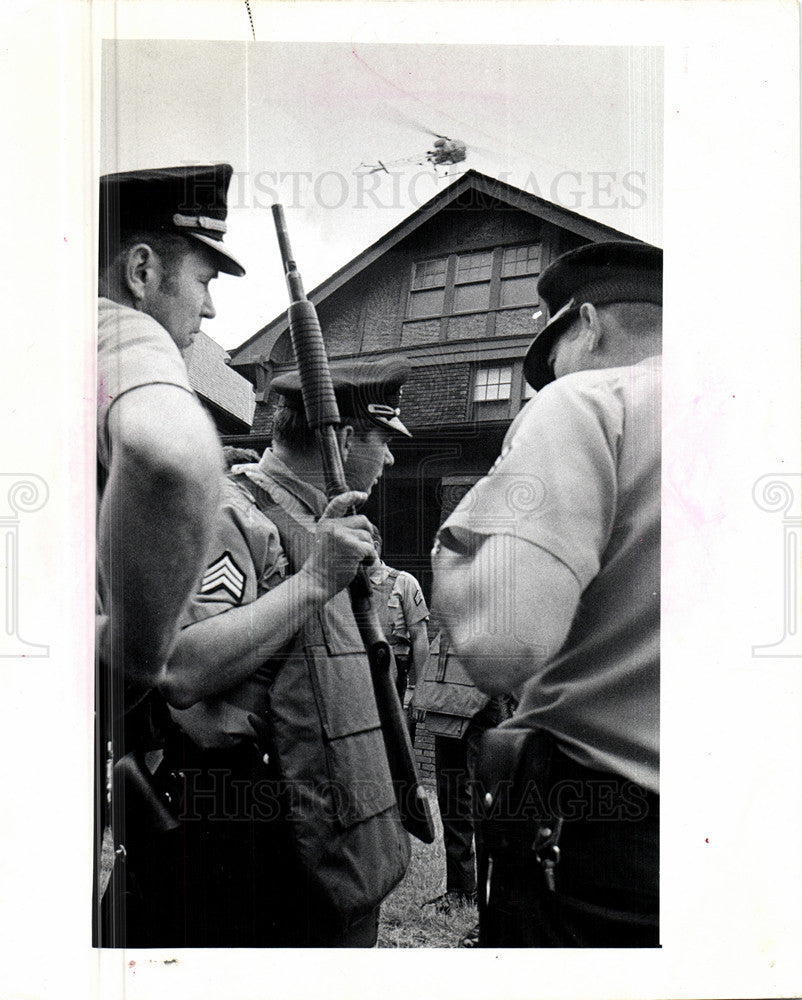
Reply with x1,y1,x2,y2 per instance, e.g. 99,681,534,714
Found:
173,213,227,234
367,403,401,419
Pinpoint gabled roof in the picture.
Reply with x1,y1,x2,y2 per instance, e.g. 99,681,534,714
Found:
185,331,256,426
229,169,644,368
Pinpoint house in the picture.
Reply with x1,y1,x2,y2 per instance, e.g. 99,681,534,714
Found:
184,331,255,436
226,169,650,605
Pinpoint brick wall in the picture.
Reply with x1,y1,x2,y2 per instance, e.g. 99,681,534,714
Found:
402,362,471,429
250,360,474,438
413,723,436,785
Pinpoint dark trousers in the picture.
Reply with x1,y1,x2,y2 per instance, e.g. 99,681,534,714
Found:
119,740,378,948
394,649,419,745
434,709,500,894
393,649,410,704
477,739,659,948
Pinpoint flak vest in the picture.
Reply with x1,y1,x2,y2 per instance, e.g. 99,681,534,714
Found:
230,472,410,921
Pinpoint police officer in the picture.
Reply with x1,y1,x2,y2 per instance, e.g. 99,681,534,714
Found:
157,359,414,947
433,241,662,947
368,527,430,709
96,163,245,695
95,164,244,945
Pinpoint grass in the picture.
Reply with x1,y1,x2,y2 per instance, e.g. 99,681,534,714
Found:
378,786,478,949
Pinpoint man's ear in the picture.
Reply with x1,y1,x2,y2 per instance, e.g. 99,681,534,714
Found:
338,424,354,461
579,302,603,352
124,243,159,306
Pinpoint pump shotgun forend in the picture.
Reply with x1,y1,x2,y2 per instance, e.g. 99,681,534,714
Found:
271,204,340,437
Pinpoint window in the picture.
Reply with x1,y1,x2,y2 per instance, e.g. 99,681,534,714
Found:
500,245,541,308
407,287,444,318
453,251,492,313
473,365,513,402
456,251,493,283
404,243,542,327
408,257,447,318
413,258,448,288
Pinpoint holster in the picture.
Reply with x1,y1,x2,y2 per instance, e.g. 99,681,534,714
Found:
393,649,411,673
473,727,661,948
107,690,183,859
111,751,181,855
473,727,557,853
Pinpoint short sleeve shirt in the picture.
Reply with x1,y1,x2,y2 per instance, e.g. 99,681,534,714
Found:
439,358,661,792
96,297,194,628
170,458,304,749
97,297,193,474
391,571,429,638
370,566,429,645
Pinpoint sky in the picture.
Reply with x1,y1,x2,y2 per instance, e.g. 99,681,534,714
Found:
101,40,663,350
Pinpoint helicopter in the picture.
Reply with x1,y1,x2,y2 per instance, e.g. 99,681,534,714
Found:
356,133,468,176
427,136,468,168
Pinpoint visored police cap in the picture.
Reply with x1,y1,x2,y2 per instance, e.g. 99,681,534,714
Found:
271,357,413,438
99,163,245,276
523,240,662,390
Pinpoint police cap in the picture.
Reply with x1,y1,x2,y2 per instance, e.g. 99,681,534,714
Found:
271,358,412,438
99,163,245,277
523,240,662,390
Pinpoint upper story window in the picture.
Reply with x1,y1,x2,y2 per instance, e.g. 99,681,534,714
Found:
473,365,513,402
405,244,541,323
454,251,493,314
408,257,447,318
500,245,542,307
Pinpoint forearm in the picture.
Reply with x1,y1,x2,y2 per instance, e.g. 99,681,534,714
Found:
98,443,221,687
409,624,430,687
161,489,376,709
161,566,330,709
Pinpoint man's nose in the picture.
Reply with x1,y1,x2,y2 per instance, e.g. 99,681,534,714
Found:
384,446,394,468
202,292,216,320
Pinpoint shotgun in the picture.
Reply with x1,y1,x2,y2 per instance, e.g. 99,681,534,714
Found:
271,203,435,844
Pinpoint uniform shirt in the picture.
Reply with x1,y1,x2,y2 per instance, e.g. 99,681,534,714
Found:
96,296,194,641
171,453,317,749
96,296,193,474
369,564,429,649
439,357,661,793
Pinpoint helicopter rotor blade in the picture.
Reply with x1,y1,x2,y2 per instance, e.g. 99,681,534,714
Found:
471,144,506,162
380,103,446,140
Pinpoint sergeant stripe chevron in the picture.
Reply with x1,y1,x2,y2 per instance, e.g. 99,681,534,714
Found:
200,551,245,603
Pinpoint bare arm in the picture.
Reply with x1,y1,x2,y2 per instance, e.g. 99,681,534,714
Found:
407,619,430,689
432,533,581,696
98,383,223,688
160,492,375,708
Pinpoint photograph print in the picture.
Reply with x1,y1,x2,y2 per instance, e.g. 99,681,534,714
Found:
95,37,663,951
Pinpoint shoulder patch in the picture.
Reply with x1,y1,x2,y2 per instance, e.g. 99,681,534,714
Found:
200,551,246,603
